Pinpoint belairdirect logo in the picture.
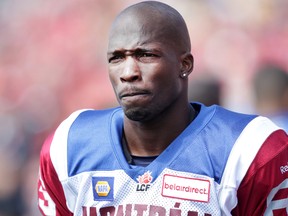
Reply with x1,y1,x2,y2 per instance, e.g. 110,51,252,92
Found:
92,177,114,201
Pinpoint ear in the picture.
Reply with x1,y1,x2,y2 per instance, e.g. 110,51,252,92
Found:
180,53,194,78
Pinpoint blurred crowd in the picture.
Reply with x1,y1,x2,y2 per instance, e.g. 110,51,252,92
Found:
0,0,287,215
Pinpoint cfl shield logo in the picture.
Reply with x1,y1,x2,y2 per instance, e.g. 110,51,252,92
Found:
92,177,114,201
136,171,153,191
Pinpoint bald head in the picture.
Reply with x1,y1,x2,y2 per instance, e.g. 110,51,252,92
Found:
108,1,191,54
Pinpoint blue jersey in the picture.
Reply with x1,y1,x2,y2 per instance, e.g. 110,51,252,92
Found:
38,103,288,216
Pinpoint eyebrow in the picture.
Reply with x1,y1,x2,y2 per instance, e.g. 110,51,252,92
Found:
107,48,160,56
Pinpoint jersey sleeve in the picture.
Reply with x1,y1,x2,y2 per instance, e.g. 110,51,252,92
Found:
231,129,288,216
38,133,73,216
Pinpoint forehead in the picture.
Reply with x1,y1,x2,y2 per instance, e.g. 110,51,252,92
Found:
108,12,174,53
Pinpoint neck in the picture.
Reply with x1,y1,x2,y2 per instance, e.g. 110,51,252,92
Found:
123,103,196,156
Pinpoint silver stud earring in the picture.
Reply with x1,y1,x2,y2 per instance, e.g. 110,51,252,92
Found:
181,73,187,78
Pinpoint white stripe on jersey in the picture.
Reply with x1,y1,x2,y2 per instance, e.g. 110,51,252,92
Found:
50,110,90,181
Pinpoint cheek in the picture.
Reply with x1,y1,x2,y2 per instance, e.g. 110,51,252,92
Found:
152,64,180,87
147,60,178,78
108,68,118,84
150,72,182,101
158,64,183,94
108,70,119,93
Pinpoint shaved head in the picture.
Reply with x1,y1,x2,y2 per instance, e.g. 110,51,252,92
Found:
107,1,194,123
108,1,191,54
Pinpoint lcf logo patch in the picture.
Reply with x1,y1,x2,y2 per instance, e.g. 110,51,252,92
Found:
92,177,114,201
136,171,153,191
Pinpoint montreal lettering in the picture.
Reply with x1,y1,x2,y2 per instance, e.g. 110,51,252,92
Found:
82,203,212,216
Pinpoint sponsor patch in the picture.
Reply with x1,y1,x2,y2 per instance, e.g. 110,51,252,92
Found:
161,174,210,202
92,177,114,201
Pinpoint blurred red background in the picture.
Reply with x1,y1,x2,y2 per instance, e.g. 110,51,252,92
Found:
0,0,287,215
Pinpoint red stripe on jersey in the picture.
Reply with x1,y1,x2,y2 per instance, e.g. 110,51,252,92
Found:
231,129,288,216
272,208,288,216
38,133,73,216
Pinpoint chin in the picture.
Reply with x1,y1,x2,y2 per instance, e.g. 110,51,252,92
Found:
124,107,152,122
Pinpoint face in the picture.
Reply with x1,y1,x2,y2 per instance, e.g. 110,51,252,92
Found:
107,14,186,122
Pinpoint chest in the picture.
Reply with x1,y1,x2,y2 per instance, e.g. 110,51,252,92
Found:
63,168,222,216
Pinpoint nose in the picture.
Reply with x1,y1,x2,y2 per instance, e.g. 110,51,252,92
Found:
120,57,141,82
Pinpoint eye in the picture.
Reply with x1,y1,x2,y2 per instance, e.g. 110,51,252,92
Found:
135,51,158,62
136,52,155,58
108,54,124,64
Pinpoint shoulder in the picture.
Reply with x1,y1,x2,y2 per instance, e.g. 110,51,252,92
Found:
55,107,123,136
65,107,122,123
68,107,122,130
194,103,258,142
194,103,257,126
230,126,287,215
212,104,257,124
199,104,283,139
41,107,123,181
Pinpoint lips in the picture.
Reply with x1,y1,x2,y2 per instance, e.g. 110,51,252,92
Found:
119,88,150,99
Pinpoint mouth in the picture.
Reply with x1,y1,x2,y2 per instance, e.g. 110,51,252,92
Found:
119,88,150,99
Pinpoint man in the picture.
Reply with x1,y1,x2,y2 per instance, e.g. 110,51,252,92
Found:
253,63,288,132
38,1,288,215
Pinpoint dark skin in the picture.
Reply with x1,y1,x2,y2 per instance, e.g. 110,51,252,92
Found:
107,1,195,157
